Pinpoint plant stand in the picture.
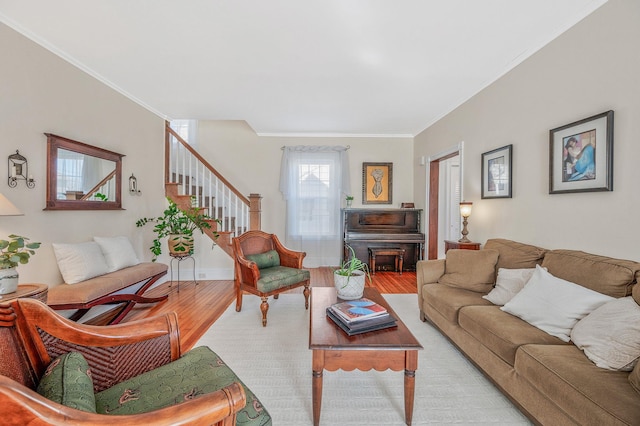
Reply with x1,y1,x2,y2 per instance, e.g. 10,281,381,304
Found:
169,253,197,292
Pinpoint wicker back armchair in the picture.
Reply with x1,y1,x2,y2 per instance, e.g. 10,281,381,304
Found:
0,299,251,425
233,230,311,326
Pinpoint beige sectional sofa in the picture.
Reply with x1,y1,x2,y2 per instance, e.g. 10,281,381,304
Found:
417,238,640,425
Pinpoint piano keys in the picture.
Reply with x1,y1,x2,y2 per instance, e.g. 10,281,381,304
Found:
342,208,425,272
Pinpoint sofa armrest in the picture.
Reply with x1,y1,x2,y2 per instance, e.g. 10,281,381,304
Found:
11,298,180,391
416,259,445,319
0,375,246,426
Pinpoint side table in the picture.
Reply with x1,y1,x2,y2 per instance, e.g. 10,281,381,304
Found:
444,240,481,253
0,283,48,303
169,254,197,292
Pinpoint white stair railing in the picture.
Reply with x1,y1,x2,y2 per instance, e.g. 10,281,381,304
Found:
165,124,251,236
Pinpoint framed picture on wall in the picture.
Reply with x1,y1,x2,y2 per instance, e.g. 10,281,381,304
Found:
549,110,614,194
481,144,512,199
362,162,392,204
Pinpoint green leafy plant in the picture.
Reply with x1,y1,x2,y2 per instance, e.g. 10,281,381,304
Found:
335,245,371,285
95,192,108,201
136,197,219,261
345,195,354,201
0,235,41,269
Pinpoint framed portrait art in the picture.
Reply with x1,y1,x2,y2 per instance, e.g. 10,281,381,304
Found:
481,144,512,199
362,162,392,204
549,110,613,194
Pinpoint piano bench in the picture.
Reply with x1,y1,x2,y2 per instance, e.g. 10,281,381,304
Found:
368,247,405,275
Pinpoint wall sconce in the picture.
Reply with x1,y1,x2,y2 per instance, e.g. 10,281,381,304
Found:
129,173,141,195
459,201,473,243
8,150,35,189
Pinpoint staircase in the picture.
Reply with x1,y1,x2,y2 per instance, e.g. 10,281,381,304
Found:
164,122,261,257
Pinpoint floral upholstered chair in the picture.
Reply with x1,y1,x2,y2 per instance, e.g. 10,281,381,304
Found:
232,230,310,326
0,298,272,425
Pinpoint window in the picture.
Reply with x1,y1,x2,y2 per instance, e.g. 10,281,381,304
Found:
280,146,350,266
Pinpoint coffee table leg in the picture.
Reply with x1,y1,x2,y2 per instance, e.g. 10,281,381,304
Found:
312,350,324,426
404,350,418,425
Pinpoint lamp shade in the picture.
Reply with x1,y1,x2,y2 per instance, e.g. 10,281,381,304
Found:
459,201,473,218
0,193,23,216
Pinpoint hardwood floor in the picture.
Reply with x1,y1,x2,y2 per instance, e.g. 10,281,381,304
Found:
122,267,417,351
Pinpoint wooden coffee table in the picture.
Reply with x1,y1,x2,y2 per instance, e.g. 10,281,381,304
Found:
309,287,423,425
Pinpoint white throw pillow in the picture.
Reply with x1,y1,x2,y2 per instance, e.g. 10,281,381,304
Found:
52,242,110,284
93,236,139,272
571,297,640,371
501,265,614,342
482,267,537,306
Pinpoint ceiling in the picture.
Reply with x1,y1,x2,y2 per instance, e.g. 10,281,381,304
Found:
0,0,607,137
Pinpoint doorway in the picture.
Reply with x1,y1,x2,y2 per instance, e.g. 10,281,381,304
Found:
427,146,462,259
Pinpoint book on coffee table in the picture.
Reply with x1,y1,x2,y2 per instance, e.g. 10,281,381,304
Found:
328,298,389,324
326,307,397,336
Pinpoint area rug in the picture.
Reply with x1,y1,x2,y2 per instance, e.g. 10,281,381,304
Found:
196,294,531,425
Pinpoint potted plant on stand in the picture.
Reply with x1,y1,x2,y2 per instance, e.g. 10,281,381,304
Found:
334,245,371,300
0,234,41,294
136,197,219,261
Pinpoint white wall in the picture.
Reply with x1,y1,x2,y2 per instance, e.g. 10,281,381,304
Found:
195,120,415,273
414,0,640,260
0,23,167,287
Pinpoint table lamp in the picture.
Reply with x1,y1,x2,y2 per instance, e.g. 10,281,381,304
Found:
458,201,473,243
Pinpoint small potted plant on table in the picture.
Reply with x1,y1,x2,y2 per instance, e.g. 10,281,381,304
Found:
0,234,41,294
334,245,371,300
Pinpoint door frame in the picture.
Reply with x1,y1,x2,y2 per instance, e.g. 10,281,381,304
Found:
426,142,465,259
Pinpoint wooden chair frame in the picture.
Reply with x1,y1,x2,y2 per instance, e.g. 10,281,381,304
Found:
0,299,245,425
232,230,310,326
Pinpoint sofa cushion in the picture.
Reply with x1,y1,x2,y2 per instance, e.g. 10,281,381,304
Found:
95,346,271,425
633,283,640,305
542,249,640,298
630,359,640,395
52,241,110,284
246,249,280,270
438,249,499,293
257,266,310,293
459,305,566,366
37,352,96,413
571,297,640,371
47,262,169,305
516,344,640,426
501,265,613,342
484,238,546,270
482,267,537,306
421,283,492,324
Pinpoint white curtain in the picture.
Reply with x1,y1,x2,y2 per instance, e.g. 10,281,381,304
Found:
279,146,350,267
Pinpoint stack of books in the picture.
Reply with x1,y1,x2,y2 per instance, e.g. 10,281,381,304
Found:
326,298,397,336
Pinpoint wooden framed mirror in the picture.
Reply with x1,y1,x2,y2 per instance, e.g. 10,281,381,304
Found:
45,133,124,210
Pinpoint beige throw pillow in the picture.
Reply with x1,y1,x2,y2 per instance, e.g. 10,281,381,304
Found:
571,297,640,371
438,249,499,293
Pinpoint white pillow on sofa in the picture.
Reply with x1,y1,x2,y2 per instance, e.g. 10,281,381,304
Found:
93,236,139,272
482,267,537,306
52,242,110,284
571,297,640,371
501,265,614,342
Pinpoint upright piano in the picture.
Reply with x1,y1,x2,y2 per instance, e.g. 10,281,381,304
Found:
342,208,425,272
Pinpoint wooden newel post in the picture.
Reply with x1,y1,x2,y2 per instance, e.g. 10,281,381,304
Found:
249,193,262,231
